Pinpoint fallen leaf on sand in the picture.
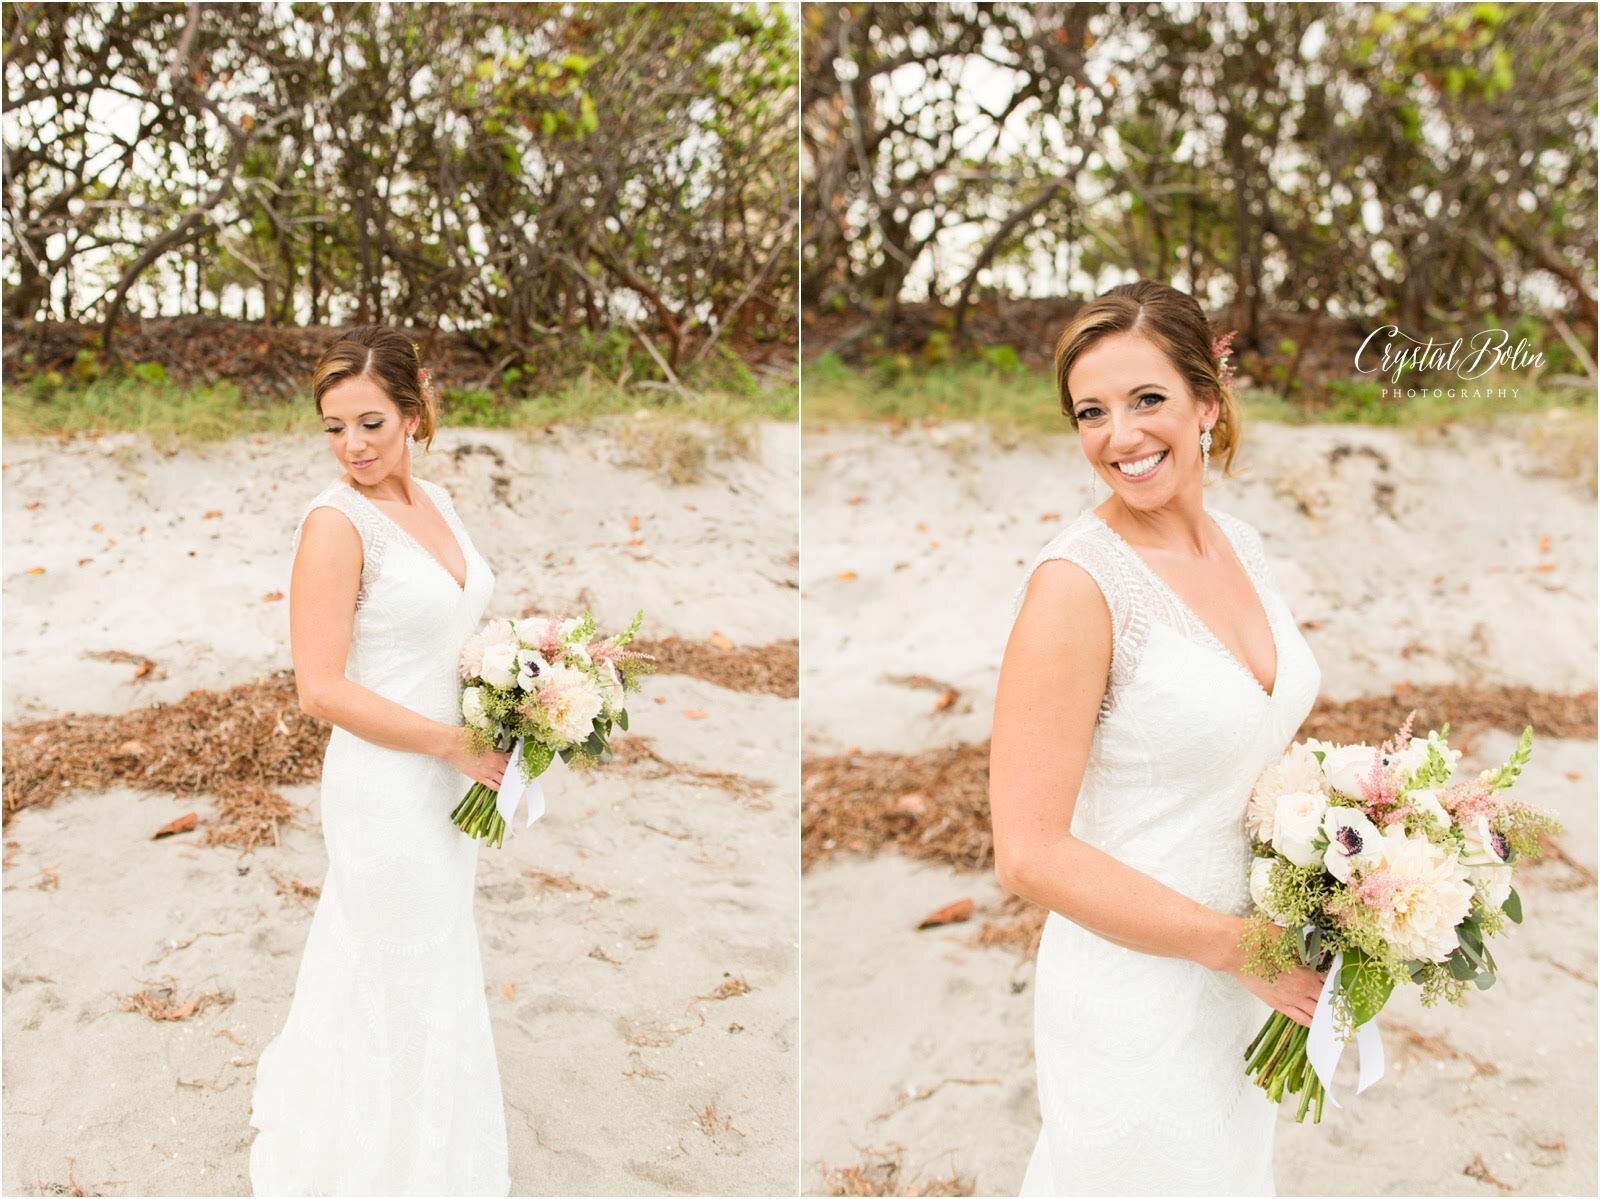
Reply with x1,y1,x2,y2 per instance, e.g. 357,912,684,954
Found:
918,898,974,929
261,591,284,602
24,500,40,510
501,980,515,999
1535,562,1555,573
1040,512,1060,522
203,510,222,520
1565,770,1581,781
626,537,644,547
132,661,153,678
25,566,44,575
1538,534,1552,553
836,570,857,581
653,695,668,705
934,688,958,711
91,522,105,532
628,515,640,531
708,631,735,650
118,979,234,1021
153,812,198,839
683,709,709,721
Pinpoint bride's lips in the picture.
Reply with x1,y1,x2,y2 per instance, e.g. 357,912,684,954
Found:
349,457,377,470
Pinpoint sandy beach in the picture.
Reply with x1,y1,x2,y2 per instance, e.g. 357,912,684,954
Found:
800,420,1597,1195
2,422,799,1196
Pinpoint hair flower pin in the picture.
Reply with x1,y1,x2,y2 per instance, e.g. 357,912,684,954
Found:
1212,329,1239,386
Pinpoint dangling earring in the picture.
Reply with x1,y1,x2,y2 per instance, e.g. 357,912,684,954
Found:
1200,424,1213,478
406,428,416,453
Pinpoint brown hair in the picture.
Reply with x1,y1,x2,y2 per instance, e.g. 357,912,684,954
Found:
1053,279,1241,476
312,326,439,450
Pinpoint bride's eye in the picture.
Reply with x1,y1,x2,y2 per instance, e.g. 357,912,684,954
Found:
1136,392,1166,409
1075,405,1104,421
363,422,384,431
324,427,343,435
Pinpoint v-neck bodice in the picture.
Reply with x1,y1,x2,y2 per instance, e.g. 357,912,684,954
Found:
292,476,495,725
339,478,470,592
1085,508,1280,700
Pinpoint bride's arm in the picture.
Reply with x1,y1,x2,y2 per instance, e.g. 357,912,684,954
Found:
989,558,1243,973
289,507,460,760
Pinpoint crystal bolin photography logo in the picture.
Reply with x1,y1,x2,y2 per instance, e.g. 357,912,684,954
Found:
1355,325,1545,399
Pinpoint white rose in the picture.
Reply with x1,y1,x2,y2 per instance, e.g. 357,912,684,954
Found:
480,641,519,689
1249,858,1290,927
1408,788,1450,830
484,617,518,647
1271,790,1328,869
1424,731,1462,783
1387,739,1432,781
1321,744,1380,799
461,685,489,730
1321,805,1384,883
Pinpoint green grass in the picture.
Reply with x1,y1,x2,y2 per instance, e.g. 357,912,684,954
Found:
3,363,796,450
801,354,1595,436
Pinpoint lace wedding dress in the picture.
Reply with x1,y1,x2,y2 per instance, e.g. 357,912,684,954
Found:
249,477,510,1196
1013,503,1321,1197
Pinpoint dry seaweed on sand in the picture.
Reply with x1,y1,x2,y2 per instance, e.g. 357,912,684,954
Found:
968,894,1047,960
2,670,324,852
632,636,798,698
803,686,1596,874
1300,684,1595,745
115,977,235,1022
803,742,992,871
612,736,774,802
817,1145,974,1197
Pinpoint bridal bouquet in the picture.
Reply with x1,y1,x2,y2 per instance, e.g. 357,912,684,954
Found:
450,610,653,847
1238,713,1559,1123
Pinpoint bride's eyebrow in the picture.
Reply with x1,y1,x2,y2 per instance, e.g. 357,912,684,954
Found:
323,411,387,422
1075,383,1166,405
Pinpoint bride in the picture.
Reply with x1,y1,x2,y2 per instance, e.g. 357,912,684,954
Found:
249,325,511,1195
990,280,1328,1196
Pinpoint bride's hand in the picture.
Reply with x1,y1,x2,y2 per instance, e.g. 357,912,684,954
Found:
1212,914,1327,1028
439,727,510,790
1229,959,1327,1029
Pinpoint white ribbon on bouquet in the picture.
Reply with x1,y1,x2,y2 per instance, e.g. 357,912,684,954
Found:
495,735,554,830
1304,934,1386,1108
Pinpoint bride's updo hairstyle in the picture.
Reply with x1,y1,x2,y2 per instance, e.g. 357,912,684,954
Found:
312,325,440,451
1053,279,1242,477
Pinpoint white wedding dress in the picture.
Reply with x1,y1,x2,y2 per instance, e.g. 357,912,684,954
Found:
249,476,510,1196
1013,503,1321,1197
